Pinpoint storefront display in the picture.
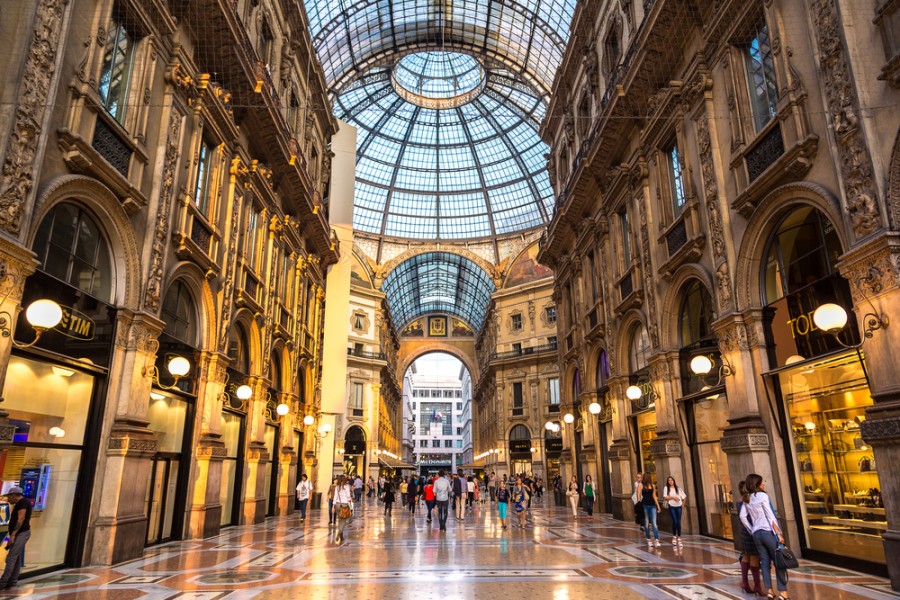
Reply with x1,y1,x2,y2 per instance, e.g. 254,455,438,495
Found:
1,354,96,573
145,392,190,544
761,205,883,568
220,410,245,526
780,352,884,564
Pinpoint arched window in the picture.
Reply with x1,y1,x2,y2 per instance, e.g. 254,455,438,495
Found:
227,323,250,375
762,206,842,304
678,281,715,349
596,350,610,389
510,424,531,440
629,324,650,372
270,353,282,392
345,425,366,442
572,368,581,399
161,280,198,347
32,202,113,302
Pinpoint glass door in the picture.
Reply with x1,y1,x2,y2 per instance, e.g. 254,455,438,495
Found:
687,392,734,539
600,421,613,513
264,423,278,516
145,454,180,544
220,411,245,526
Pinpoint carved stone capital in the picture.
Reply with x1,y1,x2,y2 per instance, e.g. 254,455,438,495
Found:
721,416,770,454
837,232,900,300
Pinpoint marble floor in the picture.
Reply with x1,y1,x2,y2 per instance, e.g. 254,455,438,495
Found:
5,496,898,599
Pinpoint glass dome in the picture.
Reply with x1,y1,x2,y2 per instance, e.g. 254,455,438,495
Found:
336,64,554,240
392,51,486,109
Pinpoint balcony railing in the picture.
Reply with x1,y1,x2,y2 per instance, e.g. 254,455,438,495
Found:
347,347,386,361
490,341,558,361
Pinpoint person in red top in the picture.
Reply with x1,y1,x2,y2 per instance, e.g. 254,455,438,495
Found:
424,476,437,524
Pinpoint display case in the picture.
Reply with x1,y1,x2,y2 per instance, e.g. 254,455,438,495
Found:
783,352,885,564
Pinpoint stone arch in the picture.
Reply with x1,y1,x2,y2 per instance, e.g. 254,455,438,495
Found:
29,175,142,308
615,309,649,376
163,262,217,352
269,341,289,391
506,423,532,440
349,246,376,288
659,265,716,351
735,182,848,311
397,343,477,384
344,423,368,441
562,355,582,405
586,341,611,391
378,246,497,287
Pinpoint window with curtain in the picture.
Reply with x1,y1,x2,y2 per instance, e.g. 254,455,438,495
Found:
548,378,560,405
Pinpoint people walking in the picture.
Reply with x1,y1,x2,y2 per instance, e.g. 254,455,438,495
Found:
434,470,452,531
326,476,338,526
566,476,579,517
367,476,375,498
0,487,32,590
632,472,645,531
736,480,763,595
332,475,354,544
740,474,790,600
640,473,661,548
662,476,687,546
295,474,313,522
399,477,409,511
453,472,466,521
424,476,436,523
583,475,595,520
497,480,510,529
407,475,418,514
512,477,528,527
353,475,364,502
489,472,498,502
466,476,475,509
382,478,395,515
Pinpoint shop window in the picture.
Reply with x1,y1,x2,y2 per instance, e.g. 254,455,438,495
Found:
628,324,650,372
98,6,136,124
33,203,114,302
512,382,524,416
619,208,631,266
545,305,557,324
763,206,842,304
161,280,198,347
781,353,884,565
743,19,779,132
592,351,607,390
219,411,244,526
548,378,560,405
227,323,250,375
1,355,94,572
667,141,686,212
194,139,215,217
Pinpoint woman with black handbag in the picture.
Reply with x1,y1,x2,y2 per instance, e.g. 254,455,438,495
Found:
740,474,790,600
736,480,763,595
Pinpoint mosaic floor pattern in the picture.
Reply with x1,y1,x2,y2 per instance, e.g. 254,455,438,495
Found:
4,496,897,599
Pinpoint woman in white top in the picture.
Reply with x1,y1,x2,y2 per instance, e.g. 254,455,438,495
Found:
662,476,687,546
332,474,354,544
739,474,789,600
295,474,313,522
566,476,580,517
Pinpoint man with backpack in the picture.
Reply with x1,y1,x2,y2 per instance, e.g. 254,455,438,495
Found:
433,470,451,531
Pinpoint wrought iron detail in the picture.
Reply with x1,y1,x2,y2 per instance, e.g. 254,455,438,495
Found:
190,217,213,254
619,271,633,300
745,123,785,182
92,119,132,176
666,218,688,257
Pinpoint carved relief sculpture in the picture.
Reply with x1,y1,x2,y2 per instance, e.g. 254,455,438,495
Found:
0,0,69,234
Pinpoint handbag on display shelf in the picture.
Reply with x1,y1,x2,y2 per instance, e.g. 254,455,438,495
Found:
859,456,874,472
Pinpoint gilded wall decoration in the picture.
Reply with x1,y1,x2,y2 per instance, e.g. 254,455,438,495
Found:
0,0,69,234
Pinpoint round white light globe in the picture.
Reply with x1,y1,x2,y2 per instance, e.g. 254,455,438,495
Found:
303,415,315,426
626,385,643,401
813,303,848,334
236,384,253,400
25,299,63,330
276,403,289,416
690,355,713,376
563,413,575,424
588,402,602,415
167,356,191,378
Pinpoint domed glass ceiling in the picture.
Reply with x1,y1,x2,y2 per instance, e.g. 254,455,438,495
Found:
392,52,485,108
336,57,554,239
303,0,576,242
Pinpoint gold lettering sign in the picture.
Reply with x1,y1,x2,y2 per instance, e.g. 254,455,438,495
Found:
786,310,820,339
56,306,95,341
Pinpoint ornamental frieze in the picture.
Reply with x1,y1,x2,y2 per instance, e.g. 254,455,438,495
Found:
0,0,69,234
809,0,883,237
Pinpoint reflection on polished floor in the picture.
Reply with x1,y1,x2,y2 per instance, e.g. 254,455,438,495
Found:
6,497,897,599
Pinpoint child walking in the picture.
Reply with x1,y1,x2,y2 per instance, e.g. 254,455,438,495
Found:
496,481,510,529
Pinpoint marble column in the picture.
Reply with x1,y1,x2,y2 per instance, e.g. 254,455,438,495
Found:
90,311,164,565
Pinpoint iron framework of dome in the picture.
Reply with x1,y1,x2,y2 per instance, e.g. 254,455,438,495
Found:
303,0,576,242
381,252,496,330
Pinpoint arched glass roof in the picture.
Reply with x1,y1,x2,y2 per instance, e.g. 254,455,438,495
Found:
337,61,555,239
304,0,576,94
382,252,496,330
303,0,576,243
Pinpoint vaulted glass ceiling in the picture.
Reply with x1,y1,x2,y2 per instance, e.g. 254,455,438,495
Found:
381,252,496,330
303,0,576,242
